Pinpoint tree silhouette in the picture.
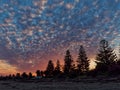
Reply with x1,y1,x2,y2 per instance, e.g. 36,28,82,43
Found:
55,60,61,72
36,70,41,77
16,73,21,79
69,62,78,78
40,71,44,77
8,74,12,79
63,50,73,75
21,72,28,79
77,45,89,74
45,60,54,77
111,47,120,75
54,60,61,77
96,39,117,74
12,74,15,79
28,72,33,79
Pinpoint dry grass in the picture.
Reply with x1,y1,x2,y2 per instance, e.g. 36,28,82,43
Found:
0,80,120,90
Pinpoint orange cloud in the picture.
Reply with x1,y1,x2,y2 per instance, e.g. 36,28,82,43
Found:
0,60,18,76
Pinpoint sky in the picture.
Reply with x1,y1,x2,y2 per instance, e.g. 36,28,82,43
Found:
0,0,120,75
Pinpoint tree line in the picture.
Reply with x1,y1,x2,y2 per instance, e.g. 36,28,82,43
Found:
1,39,120,80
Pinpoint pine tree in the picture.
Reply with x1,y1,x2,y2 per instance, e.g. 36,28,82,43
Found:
54,60,61,76
77,45,89,74
114,45,120,75
55,60,61,72
45,60,54,77
63,50,73,75
96,39,117,73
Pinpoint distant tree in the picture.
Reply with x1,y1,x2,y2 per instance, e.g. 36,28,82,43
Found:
77,45,89,74
16,73,21,79
36,70,41,77
21,72,28,79
63,50,73,75
28,72,33,79
95,39,117,74
40,71,44,77
55,60,61,72
12,74,15,79
54,60,61,76
45,60,54,77
8,74,12,79
0,76,3,80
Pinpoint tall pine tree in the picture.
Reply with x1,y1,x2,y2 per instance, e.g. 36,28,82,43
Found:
77,45,89,74
63,50,73,75
45,60,54,77
96,39,117,73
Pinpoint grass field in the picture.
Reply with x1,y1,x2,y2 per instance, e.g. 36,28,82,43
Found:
0,80,120,90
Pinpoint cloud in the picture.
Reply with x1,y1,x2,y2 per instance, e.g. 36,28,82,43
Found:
0,0,119,74
0,60,18,75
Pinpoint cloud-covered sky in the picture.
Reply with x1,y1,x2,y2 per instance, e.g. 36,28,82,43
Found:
0,0,120,75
